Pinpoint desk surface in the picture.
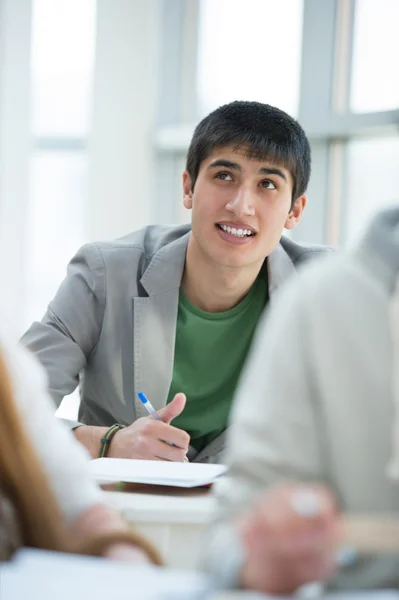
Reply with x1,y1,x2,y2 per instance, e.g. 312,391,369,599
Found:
102,483,216,524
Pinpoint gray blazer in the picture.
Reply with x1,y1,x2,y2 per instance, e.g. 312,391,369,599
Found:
21,224,334,462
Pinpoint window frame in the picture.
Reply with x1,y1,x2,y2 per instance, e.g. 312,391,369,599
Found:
154,0,399,241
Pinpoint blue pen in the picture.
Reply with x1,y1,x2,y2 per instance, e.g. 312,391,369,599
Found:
137,392,188,462
138,392,160,420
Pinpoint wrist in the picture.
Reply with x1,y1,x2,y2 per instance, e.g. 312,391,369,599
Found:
73,425,108,459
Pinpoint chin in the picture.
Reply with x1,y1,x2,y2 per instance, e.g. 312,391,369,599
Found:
200,238,259,269
212,253,254,269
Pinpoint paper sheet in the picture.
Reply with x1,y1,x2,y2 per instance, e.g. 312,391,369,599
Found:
88,458,226,487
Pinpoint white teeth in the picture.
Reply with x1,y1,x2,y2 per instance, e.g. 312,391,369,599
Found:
220,224,253,238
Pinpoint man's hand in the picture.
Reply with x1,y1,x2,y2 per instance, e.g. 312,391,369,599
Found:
108,393,190,461
237,482,339,595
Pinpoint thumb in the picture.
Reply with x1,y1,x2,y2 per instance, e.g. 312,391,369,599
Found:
157,393,186,424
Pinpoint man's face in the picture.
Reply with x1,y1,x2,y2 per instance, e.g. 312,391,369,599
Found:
183,146,306,270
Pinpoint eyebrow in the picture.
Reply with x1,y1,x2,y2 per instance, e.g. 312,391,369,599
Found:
259,167,288,182
207,159,241,171
207,159,288,182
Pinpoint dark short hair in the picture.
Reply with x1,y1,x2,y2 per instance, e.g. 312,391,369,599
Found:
186,100,311,204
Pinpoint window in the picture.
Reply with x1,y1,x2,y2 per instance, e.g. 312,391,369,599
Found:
344,136,399,243
31,0,96,137
25,151,88,326
350,0,399,113
197,0,304,118
26,0,96,329
155,1,399,240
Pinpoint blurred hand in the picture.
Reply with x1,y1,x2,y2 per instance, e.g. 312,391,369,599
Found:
237,482,340,595
104,543,151,564
70,504,161,565
108,393,190,461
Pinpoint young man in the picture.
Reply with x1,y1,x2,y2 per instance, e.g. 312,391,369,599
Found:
22,101,332,463
204,206,399,592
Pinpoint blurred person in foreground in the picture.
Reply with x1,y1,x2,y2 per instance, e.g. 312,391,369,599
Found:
203,205,399,593
0,334,161,565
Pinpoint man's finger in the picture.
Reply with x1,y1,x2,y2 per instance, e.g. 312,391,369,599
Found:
157,393,186,424
151,438,188,462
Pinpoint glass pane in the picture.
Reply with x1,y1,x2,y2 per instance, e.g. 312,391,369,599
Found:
344,136,399,243
31,0,96,136
25,151,88,329
350,0,399,113
197,0,304,117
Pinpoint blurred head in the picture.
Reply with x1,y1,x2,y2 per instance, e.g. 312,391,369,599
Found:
0,351,68,556
183,101,310,269
0,351,162,563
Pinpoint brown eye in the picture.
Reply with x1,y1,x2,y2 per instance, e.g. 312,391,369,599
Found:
260,180,276,189
216,172,233,181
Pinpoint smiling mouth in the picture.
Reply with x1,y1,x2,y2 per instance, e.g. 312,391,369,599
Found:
216,223,255,238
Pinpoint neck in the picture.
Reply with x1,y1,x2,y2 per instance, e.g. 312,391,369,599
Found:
181,236,265,312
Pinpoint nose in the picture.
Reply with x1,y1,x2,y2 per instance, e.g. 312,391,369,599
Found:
225,186,255,218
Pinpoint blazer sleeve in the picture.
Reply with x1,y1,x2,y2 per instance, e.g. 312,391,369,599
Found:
20,244,106,424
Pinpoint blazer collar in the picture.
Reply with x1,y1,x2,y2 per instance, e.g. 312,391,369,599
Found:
139,232,190,296
267,241,297,297
139,231,296,297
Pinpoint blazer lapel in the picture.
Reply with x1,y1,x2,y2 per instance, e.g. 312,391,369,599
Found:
267,240,297,299
133,233,190,418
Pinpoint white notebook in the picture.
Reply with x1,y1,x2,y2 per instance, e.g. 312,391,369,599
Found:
89,458,226,488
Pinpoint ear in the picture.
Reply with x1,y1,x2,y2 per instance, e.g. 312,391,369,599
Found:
284,195,307,230
182,171,193,209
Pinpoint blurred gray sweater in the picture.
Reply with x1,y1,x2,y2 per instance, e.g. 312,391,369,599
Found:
204,206,399,591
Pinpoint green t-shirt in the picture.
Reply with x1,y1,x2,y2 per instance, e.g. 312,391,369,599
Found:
167,275,268,452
